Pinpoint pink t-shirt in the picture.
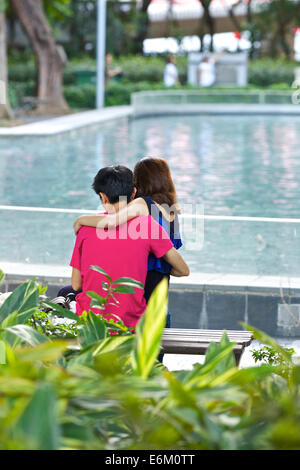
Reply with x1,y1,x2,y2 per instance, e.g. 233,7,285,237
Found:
70,215,173,328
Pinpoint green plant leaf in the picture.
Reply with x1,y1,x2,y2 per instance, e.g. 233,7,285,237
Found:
42,301,79,322
132,278,168,379
0,340,6,364
78,312,107,347
113,277,144,289
112,285,136,294
205,331,236,374
0,280,39,324
86,291,107,305
0,311,22,347
93,334,134,357
0,269,5,284
241,323,293,364
0,376,36,396
3,324,49,346
15,339,69,363
16,382,61,450
89,265,112,284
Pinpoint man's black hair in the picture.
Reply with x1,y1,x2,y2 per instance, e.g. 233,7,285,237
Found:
92,165,134,204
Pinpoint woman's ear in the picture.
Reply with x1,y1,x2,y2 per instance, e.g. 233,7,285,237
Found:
131,187,137,201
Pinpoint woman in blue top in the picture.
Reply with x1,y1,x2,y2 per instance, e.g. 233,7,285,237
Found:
73,157,184,324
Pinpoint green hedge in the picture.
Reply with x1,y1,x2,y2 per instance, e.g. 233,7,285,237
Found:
64,81,171,109
248,59,297,87
8,81,36,109
6,55,299,109
8,56,298,89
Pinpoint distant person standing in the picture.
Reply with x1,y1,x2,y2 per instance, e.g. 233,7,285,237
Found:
105,53,123,86
198,51,225,88
164,55,179,87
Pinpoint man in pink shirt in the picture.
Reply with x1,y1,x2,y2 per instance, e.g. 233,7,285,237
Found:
70,166,189,329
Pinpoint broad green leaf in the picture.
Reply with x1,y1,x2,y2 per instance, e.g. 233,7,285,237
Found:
0,311,21,347
204,331,236,374
113,277,144,289
89,265,112,284
0,280,39,324
93,334,134,357
112,285,136,294
229,364,275,387
183,342,237,389
14,339,69,363
42,301,79,322
165,371,198,409
132,278,168,379
0,310,18,329
16,382,60,450
4,324,49,346
89,300,106,310
0,340,6,364
93,336,135,377
78,312,107,347
0,269,5,284
0,376,35,396
86,291,106,302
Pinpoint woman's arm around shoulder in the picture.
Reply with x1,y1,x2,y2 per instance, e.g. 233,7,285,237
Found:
73,198,149,234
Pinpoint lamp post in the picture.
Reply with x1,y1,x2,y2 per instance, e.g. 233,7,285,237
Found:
96,0,107,109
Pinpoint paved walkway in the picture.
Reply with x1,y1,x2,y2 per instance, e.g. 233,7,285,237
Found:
0,106,133,136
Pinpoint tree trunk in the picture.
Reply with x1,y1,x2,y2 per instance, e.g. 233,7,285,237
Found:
132,0,152,54
0,7,13,119
228,0,242,32
199,0,215,52
10,0,69,114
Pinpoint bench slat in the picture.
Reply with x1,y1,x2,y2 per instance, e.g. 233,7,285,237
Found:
163,328,252,336
162,329,252,345
163,331,252,339
161,328,253,362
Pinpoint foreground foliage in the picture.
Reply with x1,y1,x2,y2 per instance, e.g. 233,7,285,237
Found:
0,268,300,450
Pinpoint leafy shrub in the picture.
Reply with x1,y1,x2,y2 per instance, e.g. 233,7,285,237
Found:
64,81,168,109
8,81,36,109
248,59,296,87
7,55,299,110
251,345,295,366
64,83,96,109
8,63,36,83
1,267,300,450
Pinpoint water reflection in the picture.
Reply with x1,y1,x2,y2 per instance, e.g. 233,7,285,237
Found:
1,114,300,275
1,115,300,216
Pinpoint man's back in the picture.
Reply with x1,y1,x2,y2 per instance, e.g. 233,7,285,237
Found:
70,215,173,328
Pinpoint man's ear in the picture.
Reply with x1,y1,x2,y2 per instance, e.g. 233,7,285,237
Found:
99,192,109,205
131,187,137,201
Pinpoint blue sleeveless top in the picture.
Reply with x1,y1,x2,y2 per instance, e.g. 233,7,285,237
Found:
142,196,183,274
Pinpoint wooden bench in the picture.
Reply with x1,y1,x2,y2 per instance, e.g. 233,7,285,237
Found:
161,328,253,366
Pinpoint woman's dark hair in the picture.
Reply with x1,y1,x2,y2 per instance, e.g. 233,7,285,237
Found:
92,165,134,203
133,157,178,208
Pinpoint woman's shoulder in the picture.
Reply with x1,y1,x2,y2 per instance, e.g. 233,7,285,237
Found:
129,197,149,216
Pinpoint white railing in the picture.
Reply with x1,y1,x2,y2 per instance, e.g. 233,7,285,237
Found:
1,205,300,224
1,205,299,279
131,90,295,107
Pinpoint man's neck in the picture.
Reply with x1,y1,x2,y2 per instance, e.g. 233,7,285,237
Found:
104,200,128,214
